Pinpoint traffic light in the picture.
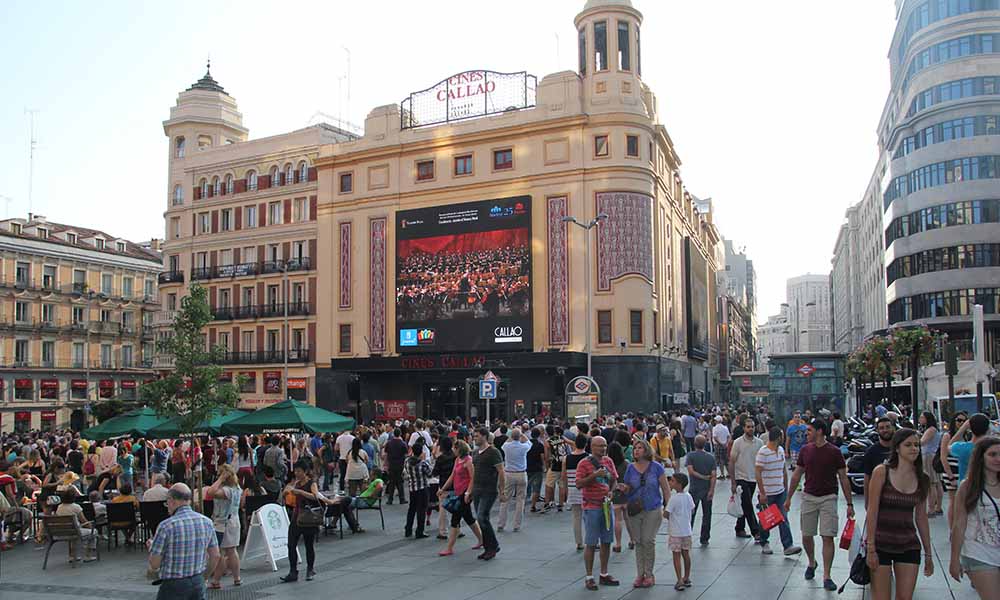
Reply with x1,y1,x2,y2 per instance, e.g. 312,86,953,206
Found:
945,343,959,376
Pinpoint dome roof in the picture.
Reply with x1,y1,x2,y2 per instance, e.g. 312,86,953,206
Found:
582,0,633,10
186,60,228,95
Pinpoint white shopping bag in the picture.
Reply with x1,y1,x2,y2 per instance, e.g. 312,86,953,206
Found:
727,486,744,518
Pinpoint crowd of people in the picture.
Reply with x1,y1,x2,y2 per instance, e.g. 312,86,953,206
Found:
0,400,998,599
395,245,530,321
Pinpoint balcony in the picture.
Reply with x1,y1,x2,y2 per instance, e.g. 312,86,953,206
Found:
152,310,177,327
261,261,283,275
90,321,122,335
211,302,313,321
285,256,312,272
219,349,312,365
216,262,258,278
190,267,213,281
0,358,157,370
158,271,184,285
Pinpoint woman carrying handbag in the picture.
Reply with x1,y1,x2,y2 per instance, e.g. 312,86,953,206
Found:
280,459,324,583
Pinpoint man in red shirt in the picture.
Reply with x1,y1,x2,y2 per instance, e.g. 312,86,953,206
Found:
785,419,855,592
575,436,619,591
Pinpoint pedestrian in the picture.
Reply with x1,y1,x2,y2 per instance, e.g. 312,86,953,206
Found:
575,435,619,591
666,472,695,591
470,427,504,560
564,433,589,551
334,429,355,492
754,428,801,556
948,437,1000,597
712,416,730,479
621,438,670,588
730,415,764,543
498,427,530,532
205,464,242,590
681,411,698,452
686,434,717,546
345,438,369,497
431,436,455,539
437,440,485,556
146,483,221,600
785,412,807,466
941,412,968,522
280,460,323,583
652,424,675,476
948,413,992,486
404,437,432,539
382,428,408,505
863,418,896,495
785,418,855,591
608,430,636,551
918,411,944,516
865,428,934,600
543,425,567,512
526,427,546,513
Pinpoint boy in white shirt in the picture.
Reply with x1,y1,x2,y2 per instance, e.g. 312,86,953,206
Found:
665,472,695,591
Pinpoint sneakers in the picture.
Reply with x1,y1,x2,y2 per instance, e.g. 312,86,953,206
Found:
804,563,817,580
823,579,837,591
783,545,802,556
497,526,505,532
599,575,620,586
306,570,316,581
761,543,773,555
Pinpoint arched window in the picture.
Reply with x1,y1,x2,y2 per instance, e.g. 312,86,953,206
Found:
199,178,208,197
247,170,258,191
212,176,220,196
175,137,186,158
173,185,183,205
225,174,234,194
270,166,280,187
285,163,293,185
299,161,308,182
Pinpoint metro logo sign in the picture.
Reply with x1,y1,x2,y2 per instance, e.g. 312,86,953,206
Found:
797,363,817,377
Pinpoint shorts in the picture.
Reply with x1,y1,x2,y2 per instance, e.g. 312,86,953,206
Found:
215,515,241,548
527,472,544,496
545,469,562,488
714,444,729,465
669,535,692,552
922,457,941,484
789,450,800,464
878,549,921,566
961,555,1000,572
799,493,838,538
583,508,614,547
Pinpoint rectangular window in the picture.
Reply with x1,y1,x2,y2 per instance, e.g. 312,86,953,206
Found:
171,217,181,238
15,261,29,286
219,289,231,308
339,324,352,353
100,309,111,323
653,311,660,347
626,135,639,158
416,160,435,181
294,198,308,222
493,149,513,170
617,21,630,70
594,135,609,157
15,301,29,323
265,330,279,353
221,208,232,231
122,276,133,298
242,287,255,307
241,331,253,354
167,293,177,310
199,212,210,234
578,28,587,74
121,346,133,367
42,265,56,289
41,304,54,324
100,344,112,368
594,21,608,71
598,310,612,344
42,341,54,366
72,306,84,324
95,238,105,249
454,154,473,176
219,249,233,266
73,343,85,368
240,372,256,393
339,172,353,193
268,202,281,226
629,310,643,344
217,332,230,351
15,339,28,364
145,278,154,298
292,328,305,351
245,205,257,229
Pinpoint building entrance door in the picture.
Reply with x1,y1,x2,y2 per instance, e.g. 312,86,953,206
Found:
422,383,465,421
465,378,508,425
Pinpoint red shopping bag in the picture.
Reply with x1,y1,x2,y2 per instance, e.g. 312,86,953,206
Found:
757,503,785,531
839,518,855,550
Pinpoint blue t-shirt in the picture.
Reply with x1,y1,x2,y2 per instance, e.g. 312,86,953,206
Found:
787,424,808,452
951,441,974,481
623,461,666,512
875,405,888,418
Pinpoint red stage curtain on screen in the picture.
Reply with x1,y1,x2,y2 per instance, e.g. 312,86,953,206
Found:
398,228,528,259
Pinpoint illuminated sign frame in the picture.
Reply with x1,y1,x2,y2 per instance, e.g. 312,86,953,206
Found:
400,70,537,129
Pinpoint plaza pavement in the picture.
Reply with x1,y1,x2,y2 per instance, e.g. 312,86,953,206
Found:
0,493,979,600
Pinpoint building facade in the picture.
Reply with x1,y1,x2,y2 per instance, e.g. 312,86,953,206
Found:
722,239,758,369
757,304,791,367
312,0,724,420
882,0,1000,368
787,274,833,352
157,67,355,409
0,216,160,432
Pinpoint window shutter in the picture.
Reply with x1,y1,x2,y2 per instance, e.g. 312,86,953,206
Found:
293,171,300,184
232,326,240,352
206,187,214,199
309,239,317,267
235,179,247,194
308,322,316,353
193,186,201,200
307,167,317,182
211,210,219,234
279,173,286,186
210,250,217,268
191,215,197,236
235,208,242,230
233,286,241,308
256,325,265,352
209,287,217,309
309,276,317,308
209,328,217,346
282,242,290,262
259,203,267,226
257,245,265,271
283,199,292,224
220,185,226,196
309,195,317,221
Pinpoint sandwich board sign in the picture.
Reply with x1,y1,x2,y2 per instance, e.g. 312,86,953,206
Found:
242,503,289,571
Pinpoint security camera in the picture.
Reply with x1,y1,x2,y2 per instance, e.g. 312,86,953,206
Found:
618,339,626,350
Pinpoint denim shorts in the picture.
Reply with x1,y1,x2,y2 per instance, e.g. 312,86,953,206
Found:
583,508,614,546
961,555,1000,572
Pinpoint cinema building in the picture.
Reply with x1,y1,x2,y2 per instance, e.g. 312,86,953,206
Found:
313,0,723,421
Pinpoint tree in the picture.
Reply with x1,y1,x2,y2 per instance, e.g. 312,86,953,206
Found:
889,325,940,416
140,283,242,486
92,398,130,423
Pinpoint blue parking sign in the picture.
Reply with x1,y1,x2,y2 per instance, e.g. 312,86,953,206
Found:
479,380,497,399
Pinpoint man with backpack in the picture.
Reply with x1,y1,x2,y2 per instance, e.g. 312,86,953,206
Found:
263,436,287,484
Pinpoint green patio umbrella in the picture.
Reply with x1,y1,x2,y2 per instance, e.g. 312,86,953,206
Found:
146,408,250,439
80,406,170,441
220,399,355,435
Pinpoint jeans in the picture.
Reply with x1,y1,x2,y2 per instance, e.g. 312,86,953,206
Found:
474,492,499,552
734,480,760,537
685,436,695,452
628,508,663,577
690,487,713,544
498,472,527,529
338,460,348,491
287,523,316,573
385,466,406,503
759,491,794,549
157,574,205,600
405,488,429,536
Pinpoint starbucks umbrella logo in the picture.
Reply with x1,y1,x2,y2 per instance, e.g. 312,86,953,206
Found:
267,510,282,530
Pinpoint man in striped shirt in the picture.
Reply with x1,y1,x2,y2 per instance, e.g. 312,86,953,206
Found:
754,428,801,557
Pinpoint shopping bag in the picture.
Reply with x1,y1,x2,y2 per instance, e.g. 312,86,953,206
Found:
757,503,784,531
839,517,855,550
727,487,744,518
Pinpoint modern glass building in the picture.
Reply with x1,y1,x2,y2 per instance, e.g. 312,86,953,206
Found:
882,0,1000,370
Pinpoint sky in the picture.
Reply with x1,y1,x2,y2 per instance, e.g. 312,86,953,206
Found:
0,0,898,322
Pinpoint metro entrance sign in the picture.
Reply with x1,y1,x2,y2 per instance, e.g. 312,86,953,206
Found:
565,376,601,422
797,363,817,377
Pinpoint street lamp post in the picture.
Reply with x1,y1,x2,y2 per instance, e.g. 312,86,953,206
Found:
562,213,608,380
280,263,290,402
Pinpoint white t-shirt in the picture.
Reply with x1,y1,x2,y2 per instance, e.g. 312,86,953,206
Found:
335,433,355,459
755,445,786,496
831,419,844,438
408,430,432,460
712,424,731,446
667,491,695,537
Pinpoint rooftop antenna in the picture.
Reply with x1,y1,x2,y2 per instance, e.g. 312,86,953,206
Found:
342,46,351,125
24,108,39,216
0,195,13,218
554,33,560,71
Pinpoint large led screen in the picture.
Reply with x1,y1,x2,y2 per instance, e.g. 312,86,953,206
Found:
395,196,532,353
685,237,709,360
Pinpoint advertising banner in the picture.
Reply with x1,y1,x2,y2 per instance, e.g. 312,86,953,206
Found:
263,371,282,394
684,238,710,360
374,400,416,421
396,196,532,353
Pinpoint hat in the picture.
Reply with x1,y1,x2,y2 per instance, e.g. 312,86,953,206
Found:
656,424,667,431
714,416,723,423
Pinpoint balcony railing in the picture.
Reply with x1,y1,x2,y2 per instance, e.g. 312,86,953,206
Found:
158,271,185,285
285,256,312,272
0,358,157,370
190,267,213,281
211,302,313,321
219,349,312,365
216,262,258,278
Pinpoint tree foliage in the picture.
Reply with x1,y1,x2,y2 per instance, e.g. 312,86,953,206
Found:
140,283,242,435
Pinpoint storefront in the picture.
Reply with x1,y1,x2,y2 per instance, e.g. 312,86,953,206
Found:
323,351,585,423
99,379,114,398
14,411,31,433
71,379,88,400
120,380,137,401
14,379,33,401
40,379,59,400
287,377,308,402
41,410,57,431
